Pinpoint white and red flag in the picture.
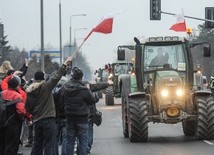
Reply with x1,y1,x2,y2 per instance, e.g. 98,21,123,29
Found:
170,11,187,32
71,10,123,59
84,10,124,41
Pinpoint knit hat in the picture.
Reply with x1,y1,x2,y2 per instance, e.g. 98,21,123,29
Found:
7,70,15,76
72,67,83,80
8,75,21,89
34,71,45,80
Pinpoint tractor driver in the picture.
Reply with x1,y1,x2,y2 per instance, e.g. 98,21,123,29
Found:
150,47,169,67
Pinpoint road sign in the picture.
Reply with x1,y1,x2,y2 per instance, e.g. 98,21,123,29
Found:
29,50,60,58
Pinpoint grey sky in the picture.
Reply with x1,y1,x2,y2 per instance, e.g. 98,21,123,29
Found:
0,0,213,70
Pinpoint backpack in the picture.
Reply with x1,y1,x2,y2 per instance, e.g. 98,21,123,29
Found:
0,93,22,128
91,110,102,126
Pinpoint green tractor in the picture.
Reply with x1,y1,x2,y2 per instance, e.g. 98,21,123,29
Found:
119,36,214,142
94,67,110,98
105,61,133,105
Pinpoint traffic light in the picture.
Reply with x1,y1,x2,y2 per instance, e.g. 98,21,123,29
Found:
205,7,214,28
150,0,161,20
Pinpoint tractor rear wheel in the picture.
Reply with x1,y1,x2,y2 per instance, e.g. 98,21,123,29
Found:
121,86,128,137
128,98,148,142
195,96,214,140
105,86,114,105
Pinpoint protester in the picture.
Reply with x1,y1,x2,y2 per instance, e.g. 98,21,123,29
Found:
0,61,13,81
82,81,113,154
60,67,99,155
25,56,71,155
1,71,27,103
0,75,32,155
52,76,68,155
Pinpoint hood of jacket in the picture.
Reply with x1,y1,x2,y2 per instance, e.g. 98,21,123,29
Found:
63,80,87,97
25,80,45,97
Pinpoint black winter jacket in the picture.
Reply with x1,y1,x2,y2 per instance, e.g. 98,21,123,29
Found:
60,80,97,122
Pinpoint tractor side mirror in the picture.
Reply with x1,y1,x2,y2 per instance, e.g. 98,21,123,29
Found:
203,44,211,57
117,49,125,60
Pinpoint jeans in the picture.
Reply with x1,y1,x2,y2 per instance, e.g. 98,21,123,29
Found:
28,125,33,144
31,117,57,155
65,121,89,155
54,119,66,155
61,125,67,155
87,121,94,153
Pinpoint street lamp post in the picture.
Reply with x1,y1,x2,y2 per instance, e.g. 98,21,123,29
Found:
40,0,44,71
73,28,87,46
59,0,62,65
69,14,86,46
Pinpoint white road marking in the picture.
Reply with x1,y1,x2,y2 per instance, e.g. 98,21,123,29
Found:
204,140,214,145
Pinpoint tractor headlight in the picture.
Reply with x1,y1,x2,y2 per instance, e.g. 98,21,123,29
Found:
161,89,169,97
176,89,183,97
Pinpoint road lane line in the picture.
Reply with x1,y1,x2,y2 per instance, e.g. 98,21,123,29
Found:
204,140,214,145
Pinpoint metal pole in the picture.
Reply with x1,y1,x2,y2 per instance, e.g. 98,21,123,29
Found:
69,14,86,46
59,0,62,65
161,11,214,23
40,0,44,71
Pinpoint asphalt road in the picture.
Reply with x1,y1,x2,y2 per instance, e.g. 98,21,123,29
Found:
20,96,214,155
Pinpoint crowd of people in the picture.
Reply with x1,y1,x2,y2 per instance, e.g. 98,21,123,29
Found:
0,57,113,155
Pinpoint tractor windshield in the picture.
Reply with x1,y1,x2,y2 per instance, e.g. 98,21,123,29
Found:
101,69,109,82
114,63,132,75
144,44,186,71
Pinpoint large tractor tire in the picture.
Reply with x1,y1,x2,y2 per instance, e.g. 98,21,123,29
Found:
195,96,214,140
182,120,195,136
121,86,128,137
128,98,148,142
105,86,114,105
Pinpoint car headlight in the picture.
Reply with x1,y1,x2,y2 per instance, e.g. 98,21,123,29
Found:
176,89,183,97
161,89,169,97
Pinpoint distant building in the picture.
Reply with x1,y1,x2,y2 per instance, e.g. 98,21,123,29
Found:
63,45,76,61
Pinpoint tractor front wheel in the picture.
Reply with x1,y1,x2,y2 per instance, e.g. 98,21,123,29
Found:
195,96,214,140
128,98,148,142
105,86,114,105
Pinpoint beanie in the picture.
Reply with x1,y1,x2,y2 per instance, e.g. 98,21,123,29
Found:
34,71,45,80
8,75,21,89
7,70,15,76
72,67,83,80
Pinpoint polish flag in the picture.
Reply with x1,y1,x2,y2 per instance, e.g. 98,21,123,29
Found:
84,10,124,41
92,16,113,34
170,12,187,32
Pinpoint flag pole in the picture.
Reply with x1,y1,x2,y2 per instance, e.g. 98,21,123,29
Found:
70,30,93,60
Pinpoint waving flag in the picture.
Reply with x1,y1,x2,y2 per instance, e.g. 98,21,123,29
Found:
84,10,124,41
170,11,187,32
93,17,113,34
71,10,124,60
